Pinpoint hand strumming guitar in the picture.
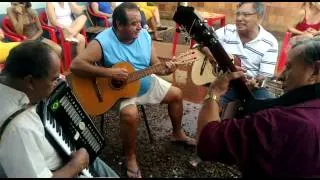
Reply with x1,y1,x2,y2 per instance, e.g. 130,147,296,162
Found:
245,75,265,90
110,68,129,82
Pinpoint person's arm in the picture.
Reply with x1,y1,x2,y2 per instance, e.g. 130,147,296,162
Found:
7,7,24,35
196,71,277,165
91,2,112,18
287,9,309,36
0,121,89,178
46,2,69,29
0,28,4,40
27,10,43,40
70,40,128,81
69,2,85,16
196,71,244,140
52,148,89,178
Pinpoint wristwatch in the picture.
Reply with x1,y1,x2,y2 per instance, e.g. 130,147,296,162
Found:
203,93,220,104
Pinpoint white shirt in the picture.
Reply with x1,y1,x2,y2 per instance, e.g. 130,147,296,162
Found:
215,24,279,78
114,2,123,7
0,83,63,178
48,2,73,27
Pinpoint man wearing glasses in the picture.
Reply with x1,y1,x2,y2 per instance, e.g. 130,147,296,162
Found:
202,2,279,106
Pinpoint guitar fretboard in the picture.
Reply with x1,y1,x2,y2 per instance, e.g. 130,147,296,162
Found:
128,63,165,82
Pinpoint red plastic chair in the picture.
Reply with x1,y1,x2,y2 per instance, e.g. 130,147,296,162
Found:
0,64,4,72
1,16,64,73
39,11,87,72
87,3,110,28
1,16,26,42
275,31,292,77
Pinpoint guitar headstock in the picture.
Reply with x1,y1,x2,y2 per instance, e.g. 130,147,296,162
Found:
173,6,254,102
173,6,219,48
174,49,205,65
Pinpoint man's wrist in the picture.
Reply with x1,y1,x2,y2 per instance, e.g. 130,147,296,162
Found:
203,91,221,104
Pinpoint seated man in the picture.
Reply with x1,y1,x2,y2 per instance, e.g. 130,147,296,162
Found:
197,38,320,178
70,2,195,178
0,41,118,178
201,2,279,106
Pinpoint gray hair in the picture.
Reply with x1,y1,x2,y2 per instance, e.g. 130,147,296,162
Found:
292,38,320,69
238,2,265,18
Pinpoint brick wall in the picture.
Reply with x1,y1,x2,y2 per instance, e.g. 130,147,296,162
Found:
155,2,303,33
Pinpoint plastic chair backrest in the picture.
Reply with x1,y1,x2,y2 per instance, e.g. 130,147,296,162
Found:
2,16,16,33
39,11,49,25
275,31,292,77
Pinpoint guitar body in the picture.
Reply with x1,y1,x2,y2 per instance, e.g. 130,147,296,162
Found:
69,49,201,116
191,55,241,86
191,57,216,86
70,62,140,116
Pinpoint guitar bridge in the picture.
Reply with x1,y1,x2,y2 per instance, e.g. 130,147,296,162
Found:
200,56,208,75
93,79,103,102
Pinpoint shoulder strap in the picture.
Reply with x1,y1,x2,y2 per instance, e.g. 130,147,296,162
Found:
0,105,29,141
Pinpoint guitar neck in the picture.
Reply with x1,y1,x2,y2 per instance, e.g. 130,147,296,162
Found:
206,43,254,103
126,49,200,83
127,63,165,82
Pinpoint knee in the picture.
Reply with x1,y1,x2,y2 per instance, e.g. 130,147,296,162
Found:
78,14,87,20
170,86,183,102
120,106,140,125
78,14,87,23
77,34,86,44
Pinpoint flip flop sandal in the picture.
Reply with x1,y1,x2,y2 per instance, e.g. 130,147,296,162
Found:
126,167,142,178
170,136,196,146
156,26,168,31
153,37,164,42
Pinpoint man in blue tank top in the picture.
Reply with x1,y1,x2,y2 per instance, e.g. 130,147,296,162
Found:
71,2,195,178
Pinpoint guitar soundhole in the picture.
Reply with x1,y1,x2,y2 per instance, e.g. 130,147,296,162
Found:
110,79,125,89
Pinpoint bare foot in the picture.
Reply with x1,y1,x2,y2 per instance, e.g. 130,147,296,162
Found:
126,157,142,178
170,130,196,146
152,34,163,42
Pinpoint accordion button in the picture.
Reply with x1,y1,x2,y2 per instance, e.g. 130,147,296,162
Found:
79,121,86,130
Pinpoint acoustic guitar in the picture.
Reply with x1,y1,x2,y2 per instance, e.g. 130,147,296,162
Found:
191,53,241,86
70,49,203,116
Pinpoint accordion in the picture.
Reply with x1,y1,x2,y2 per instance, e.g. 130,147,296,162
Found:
37,80,105,177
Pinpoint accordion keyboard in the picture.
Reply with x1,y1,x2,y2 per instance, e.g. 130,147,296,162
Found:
39,81,105,177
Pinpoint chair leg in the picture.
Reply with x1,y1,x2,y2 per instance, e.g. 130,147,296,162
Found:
139,105,153,144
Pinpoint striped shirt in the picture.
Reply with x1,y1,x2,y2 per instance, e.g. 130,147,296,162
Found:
215,24,279,78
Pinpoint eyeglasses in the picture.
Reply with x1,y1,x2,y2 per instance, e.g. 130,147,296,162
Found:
235,11,257,17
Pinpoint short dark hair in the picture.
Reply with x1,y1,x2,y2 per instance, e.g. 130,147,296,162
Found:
112,2,140,30
291,38,320,68
2,41,54,79
238,2,264,17
14,2,32,8
23,2,32,8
